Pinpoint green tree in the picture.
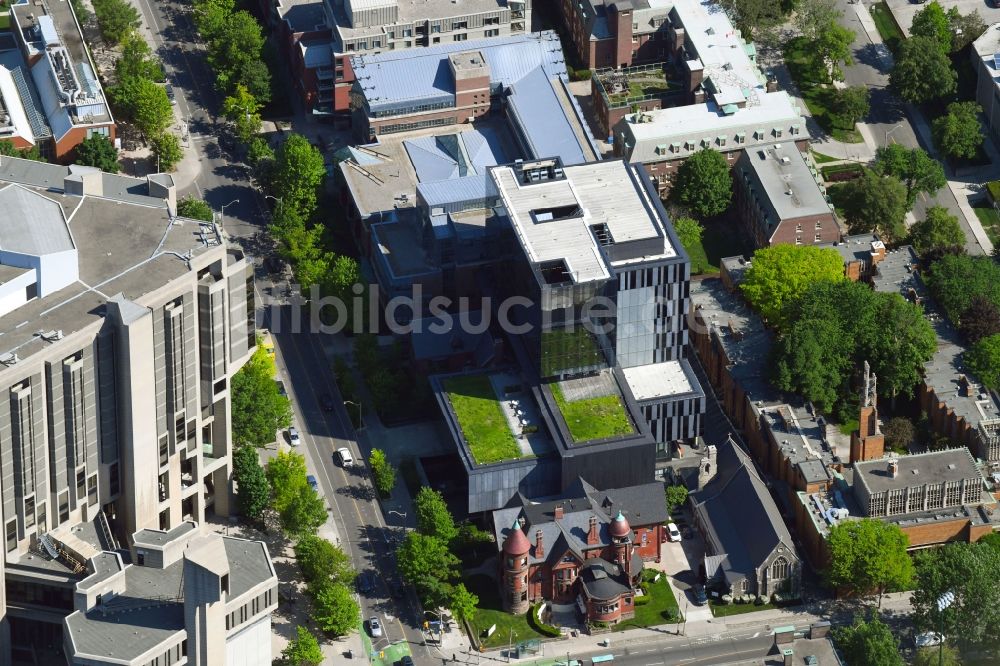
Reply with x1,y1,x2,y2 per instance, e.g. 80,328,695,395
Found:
248,136,275,167
294,535,355,586
843,169,909,243
92,0,140,45
909,1,951,52
222,83,262,144
739,244,845,328
397,532,461,608
883,417,915,453
965,333,1000,391
716,0,785,41
948,8,987,52
310,582,359,636
0,140,43,162
232,444,270,522
825,519,913,604
871,144,946,208
177,196,214,222
368,448,396,497
150,133,183,172
664,484,689,513
266,449,310,514
960,295,1000,344
933,101,984,160
911,542,1000,647
890,36,957,104
450,583,479,626
672,216,703,253
833,615,903,666
925,254,1000,323
909,206,964,254
913,644,961,666
272,134,326,219
211,11,266,94
414,487,459,544
280,626,324,666
193,0,236,43
280,484,327,538
116,32,164,83
833,86,870,128
74,134,119,173
772,316,848,412
231,345,291,448
793,0,840,40
863,293,937,399
70,0,92,24
120,77,172,137
232,57,273,104
816,22,855,82
672,148,732,219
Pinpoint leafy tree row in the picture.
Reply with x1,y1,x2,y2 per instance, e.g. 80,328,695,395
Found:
267,450,328,538
925,254,1000,333
231,343,292,449
294,535,359,636
0,140,44,162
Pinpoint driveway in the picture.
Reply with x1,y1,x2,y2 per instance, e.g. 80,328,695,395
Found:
650,518,714,622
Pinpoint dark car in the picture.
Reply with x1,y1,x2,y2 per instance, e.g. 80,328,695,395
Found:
165,84,176,104
398,657,414,666
356,571,374,593
319,392,336,412
693,584,708,606
306,475,318,491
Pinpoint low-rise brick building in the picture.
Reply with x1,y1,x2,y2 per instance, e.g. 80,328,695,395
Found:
492,478,668,623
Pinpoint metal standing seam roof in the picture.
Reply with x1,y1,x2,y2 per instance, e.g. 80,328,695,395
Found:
0,50,52,139
404,127,508,182
351,31,567,113
417,174,498,208
0,67,35,145
505,67,587,167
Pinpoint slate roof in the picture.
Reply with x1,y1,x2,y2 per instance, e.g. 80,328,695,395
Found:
691,437,795,583
579,558,631,601
492,478,669,566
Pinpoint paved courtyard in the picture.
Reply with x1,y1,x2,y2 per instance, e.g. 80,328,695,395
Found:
887,0,1000,36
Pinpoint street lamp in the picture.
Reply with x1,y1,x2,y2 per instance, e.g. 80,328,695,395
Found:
508,629,517,663
937,591,955,666
424,608,445,647
344,399,364,430
885,123,904,146
218,199,240,235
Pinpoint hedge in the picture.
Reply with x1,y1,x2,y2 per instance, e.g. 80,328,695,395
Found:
527,603,562,638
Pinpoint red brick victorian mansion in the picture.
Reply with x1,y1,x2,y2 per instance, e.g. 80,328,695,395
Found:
491,479,669,624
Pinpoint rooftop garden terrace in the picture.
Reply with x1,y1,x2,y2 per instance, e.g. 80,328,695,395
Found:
594,63,684,108
550,377,633,444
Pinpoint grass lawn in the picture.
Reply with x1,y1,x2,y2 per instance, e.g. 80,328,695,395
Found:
444,375,521,464
607,79,679,105
709,600,776,618
870,2,904,53
685,231,716,275
810,150,840,164
550,382,632,443
613,573,681,631
838,419,859,436
973,205,1000,246
784,37,862,144
821,163,863,181
0,12,9,31
466,575,545,649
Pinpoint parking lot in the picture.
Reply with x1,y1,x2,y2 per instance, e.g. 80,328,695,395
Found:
654,511,715,622
886,0,1000,36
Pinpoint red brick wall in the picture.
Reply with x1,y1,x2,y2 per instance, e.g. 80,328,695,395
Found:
766,213,840,247
55,124,117,163
613,7,633,67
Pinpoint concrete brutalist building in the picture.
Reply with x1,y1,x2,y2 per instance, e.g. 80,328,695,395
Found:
0,157,256,658
64,523,277,666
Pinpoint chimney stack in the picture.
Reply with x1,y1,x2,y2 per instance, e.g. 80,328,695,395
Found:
535,530,544,559
887,457,899,479
587,516,599,545
554,504,563,520
959,374,971,397
698,443,720,490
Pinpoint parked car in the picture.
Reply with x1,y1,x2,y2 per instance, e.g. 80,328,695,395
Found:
319,392,336,412
693,584,708,606
915,632,943,648
357,571,374,593
667,523,682,542
398,657,414,666
275,380,287,397
164,84,176,104
336,447,354,466
288,427,300,447
368,616,383,638
306,474,318,491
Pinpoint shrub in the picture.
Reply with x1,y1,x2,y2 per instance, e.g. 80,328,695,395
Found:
527,603,562,638
570,68,592,82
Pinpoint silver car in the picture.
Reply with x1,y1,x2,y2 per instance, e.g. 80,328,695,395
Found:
369,616,383,638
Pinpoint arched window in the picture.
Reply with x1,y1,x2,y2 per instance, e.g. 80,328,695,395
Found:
771,557,789,581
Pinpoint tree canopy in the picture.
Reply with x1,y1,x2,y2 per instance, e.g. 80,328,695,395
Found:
925,254,1000,325
368,448,396,498
842,169,909,243
75,135,119,173
222,83,263,144
911,541,1000,647
280,626,324,666
833,615,904,666
908,206,964,254
450,583,479,626
92,0,140,45
890,36,957,104
118,77,173,139
871,144,946,208
833,86,870,128
294,535,355,587
310,581,359,636
948,8,987,51
672,217,704,253
231,344,291,448
273,135,326,219
665,485,689,513
909,1,951,52
116,32,164,83
739,244,845,328
883,417,915,453
816,22,855,82
959,295,1000,344
671,148,732,219
150,132,183,173
932,101,984,160
415,487,459,544
397,532,461,608
825,519,913,602
177,196,215,222
232,444,269,523
965,334,1000,391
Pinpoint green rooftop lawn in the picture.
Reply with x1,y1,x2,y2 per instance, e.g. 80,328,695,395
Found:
550,382,632,443
444,375,521,465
